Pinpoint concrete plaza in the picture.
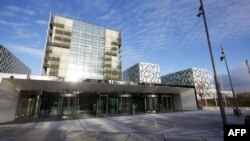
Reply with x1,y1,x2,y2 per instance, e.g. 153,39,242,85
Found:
0,110,249,141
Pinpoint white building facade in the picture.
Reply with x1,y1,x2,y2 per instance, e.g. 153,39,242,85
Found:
161,67,216,98
123,62,161,84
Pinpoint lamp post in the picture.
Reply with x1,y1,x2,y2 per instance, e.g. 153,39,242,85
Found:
220,44,240,116
197,0,227,125
246,60,250,75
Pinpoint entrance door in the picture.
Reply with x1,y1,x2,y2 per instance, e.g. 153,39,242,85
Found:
145,95,158,113
16,91,39,119
118,97,132,114
99,95,108,115
109,98,116,115
58,94,79,118
19,98,37,117
161,95,173,112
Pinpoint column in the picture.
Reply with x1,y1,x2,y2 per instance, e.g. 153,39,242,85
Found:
34,94,41,117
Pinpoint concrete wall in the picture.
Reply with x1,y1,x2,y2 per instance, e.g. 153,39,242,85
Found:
0,80,19,123
173,94,182,110
180,89,198,111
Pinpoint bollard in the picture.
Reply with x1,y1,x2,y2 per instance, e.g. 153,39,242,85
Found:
233,108,241,117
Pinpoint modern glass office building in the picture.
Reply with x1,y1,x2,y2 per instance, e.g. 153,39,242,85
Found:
0,45,31,74
0,14,198,123
42,12,122,81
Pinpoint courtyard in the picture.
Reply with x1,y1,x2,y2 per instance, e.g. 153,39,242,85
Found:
0,110,249,141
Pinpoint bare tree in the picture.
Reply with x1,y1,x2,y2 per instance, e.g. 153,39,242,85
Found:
197,82,207,107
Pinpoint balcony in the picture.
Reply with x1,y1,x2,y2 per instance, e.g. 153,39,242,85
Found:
46,48,52,54
55,29,63,34
105,57,111,61
105,51,117,56
64,31,71,36
104,70,111,73
48,64,59,68
52,22,64,28
49,57,60,61
111,38,121,46
112,69,121,73
54,36,71,42
55,29,72,36
49,72,58,76
111,71,119,75
47,41,70,49
111,41,119,46
105,64,111,67
111,46,118,51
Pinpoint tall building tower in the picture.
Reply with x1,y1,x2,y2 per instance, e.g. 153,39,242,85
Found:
42,13,122,81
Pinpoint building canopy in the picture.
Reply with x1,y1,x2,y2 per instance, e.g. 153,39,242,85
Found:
2,78,193,94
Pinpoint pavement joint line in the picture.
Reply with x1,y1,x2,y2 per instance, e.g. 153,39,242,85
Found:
32,120,38,129
200,136,208,141
125,132,131,141
64,131,82,140
162,134,166,141
77,119,87,132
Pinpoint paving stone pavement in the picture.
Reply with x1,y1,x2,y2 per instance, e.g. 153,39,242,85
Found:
0,110,249,141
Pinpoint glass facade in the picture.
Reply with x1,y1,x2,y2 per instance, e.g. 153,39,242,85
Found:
15,91,175,119
68,21,106,80
0,45,31,74
42,13,121,81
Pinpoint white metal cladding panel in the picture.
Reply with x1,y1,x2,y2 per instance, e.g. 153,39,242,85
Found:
124,63,161,84
161,68,194,86
161,68,216,96
192,68,216,97
139,63,161,84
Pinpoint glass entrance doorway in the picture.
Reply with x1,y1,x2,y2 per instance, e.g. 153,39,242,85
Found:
18,97,38,118
118,94,132,114
58,94,79,118
15,91,40,119
145,95,158,113
161,95,173,112
109,98,116,115
99,95,108,115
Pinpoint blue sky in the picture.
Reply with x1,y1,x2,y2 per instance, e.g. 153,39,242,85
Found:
0,0,250,92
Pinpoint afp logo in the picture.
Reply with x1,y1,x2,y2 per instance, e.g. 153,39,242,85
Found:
228,128,246,136
224,125,249,141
